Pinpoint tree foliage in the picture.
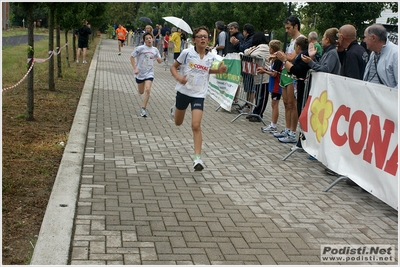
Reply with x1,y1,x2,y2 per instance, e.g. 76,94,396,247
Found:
299,2,387,38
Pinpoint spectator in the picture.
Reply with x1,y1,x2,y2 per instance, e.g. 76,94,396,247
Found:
273,16,305,144
214,21,227,56
226,21,244,53
169,27,182,60
179,29,187,52
226,21,245,104
169,26,227,171
276,36,311,144
153,24,160,47
243,32,271,122
363,23,398,88
308,31,322,57
301,27,340,74
160,22,171,37
230,23,255,53
116,24,128,55
231,23,255,113
130,32,163,118
337,24,369,79
301,27,341,160
259,40,284,133
75,19,91,64
162,31,170,61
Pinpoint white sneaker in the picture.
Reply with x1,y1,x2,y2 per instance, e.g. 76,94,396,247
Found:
76,60,79,63
273,128,289,138
83,60,87,64
140,108,148,117
278,134,297,143
170,104,175,119
193,158,205,171
261,125,277,133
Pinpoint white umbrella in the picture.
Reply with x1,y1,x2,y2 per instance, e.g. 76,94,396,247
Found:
162,16,193,34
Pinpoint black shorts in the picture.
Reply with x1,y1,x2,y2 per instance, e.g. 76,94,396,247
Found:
78,40,88,49
118,39,125,44
175,91,204,111
136,78,154,84
173,52,180,60
270,92,281,101
163,48,168,52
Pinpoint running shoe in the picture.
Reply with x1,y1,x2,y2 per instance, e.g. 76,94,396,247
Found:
261,125,277,133
76,60,79,63
140,108,148,117
273,128,289,138
83,60,87,64
170,104,175,119
193,158,205,171
278,134,297,143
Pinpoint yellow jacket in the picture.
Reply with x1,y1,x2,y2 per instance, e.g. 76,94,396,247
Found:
169,32,182,53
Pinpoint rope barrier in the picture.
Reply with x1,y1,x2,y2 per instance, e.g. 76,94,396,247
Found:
2,43,68,92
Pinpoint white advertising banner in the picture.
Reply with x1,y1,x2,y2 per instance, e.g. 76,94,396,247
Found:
299,72,398,210
208,53,242,111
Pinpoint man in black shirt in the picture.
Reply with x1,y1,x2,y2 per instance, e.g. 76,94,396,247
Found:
75,19,92,64
226,21,244,53
337,24,369,79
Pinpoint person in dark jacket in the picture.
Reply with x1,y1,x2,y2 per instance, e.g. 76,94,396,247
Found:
76,19,92,64
230,23,254,53
337,24,369,79
301,27,340,75
226,21,244,53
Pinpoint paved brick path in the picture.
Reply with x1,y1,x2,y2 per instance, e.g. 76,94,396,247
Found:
69,38,397,265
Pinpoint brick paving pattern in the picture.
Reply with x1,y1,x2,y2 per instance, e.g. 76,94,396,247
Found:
70,38,398,265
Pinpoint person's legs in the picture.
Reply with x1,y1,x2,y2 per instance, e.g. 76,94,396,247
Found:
82,47,87,62
285,83,296,132
281,86,291,129
191,109,203,156
77,48,82,62
271,99,279,124
118,40,122,53
140,80,153,109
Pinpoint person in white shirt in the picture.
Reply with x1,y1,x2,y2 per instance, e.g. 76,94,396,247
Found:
363,23,398,89
130,32,163,117
170,26,227,171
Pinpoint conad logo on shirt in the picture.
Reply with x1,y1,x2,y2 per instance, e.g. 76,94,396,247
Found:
189,62,208,71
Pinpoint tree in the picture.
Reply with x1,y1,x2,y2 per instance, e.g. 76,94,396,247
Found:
386,2,398,25
48,3,55,91
23,3,36,121
299,3,386,38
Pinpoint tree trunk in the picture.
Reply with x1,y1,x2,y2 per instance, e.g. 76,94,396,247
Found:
65,30,70,68
25,3,35,121
48,4,55,91
72,28,76,62
56,11,62,78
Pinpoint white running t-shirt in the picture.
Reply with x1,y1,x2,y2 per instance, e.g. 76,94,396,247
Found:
131,45,161,80
175,46,216,98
